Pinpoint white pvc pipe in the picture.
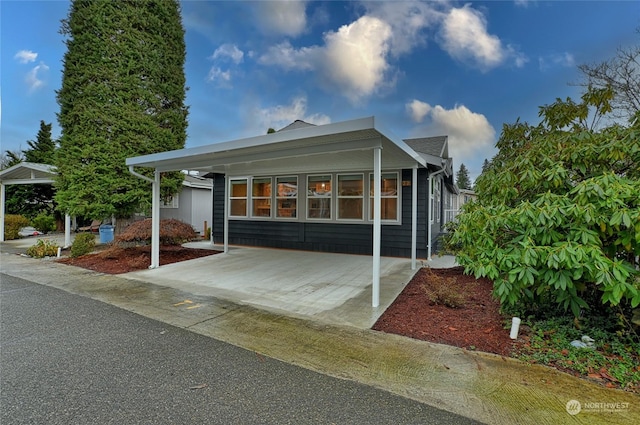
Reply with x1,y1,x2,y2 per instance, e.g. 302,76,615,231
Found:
510,317,521,339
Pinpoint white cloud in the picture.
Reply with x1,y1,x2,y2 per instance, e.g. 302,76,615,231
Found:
363,0,441,56
25,62,49,92
407,101,496,164
206,67,232,87
259,41,317,70
259,16,393,103
211,44,244,64
252,96,330,132
322,16,392,102
14,50,37,64
406,99,432,123
539,52,575,71
439,5,525,70
255,0,308,37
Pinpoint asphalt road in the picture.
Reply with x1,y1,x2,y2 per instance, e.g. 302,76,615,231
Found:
0,274,480,425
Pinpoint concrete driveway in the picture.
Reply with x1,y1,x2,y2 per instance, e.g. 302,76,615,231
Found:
124,243,456,328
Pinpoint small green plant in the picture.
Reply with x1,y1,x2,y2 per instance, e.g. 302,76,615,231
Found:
70,233,97,258
32,213,57,234
421,268,466,308
26,239,59,258
516,316,640,392
3,214,30,240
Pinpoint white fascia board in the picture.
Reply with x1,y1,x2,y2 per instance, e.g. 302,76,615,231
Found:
0,178,56,185
371,118,427,169
0,162,57,180
126,116,377,169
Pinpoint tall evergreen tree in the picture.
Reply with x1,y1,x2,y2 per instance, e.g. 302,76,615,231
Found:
55,0,188,223
455,163,471,190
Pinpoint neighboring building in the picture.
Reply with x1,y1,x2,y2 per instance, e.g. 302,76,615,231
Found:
444,188,477,226
160,174,212,235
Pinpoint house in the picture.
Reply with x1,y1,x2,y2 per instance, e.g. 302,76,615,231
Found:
444,188,477,225
160,174,213,235
126,116,457,307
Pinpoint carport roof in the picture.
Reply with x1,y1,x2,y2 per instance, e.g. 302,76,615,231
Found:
0,162,57,185
126,117,443,175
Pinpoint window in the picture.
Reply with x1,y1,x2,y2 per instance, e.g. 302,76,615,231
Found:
160,193,179,209
252,177,272,217
276,176,297,218
337,174,363,220
431,177,441,223
370,173,399,221
307,175,332,219
229,179,247,217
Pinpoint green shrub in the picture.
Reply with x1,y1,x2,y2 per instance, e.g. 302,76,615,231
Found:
71,233,96,258
3,214,30,240
115,218,198,246
32,213,57,234
26,239,59,258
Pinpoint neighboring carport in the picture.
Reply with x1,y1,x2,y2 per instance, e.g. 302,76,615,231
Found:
0,162,71,246
126,117,444,307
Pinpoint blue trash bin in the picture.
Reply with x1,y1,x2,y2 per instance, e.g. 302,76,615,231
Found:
99,224,114,244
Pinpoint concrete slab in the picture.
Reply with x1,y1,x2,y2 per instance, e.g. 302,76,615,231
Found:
124,244,450,329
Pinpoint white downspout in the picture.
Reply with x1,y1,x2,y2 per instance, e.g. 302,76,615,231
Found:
428,167,446,261
128,165,160,268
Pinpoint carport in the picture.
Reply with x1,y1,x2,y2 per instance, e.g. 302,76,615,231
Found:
0,162,72,246
126,117,433,308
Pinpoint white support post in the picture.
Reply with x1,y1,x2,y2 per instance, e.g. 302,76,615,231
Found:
64,214,71,248
0,183,5,242
223,175,229,253
372,147,382,308
411,166,418,270
150,169,160,269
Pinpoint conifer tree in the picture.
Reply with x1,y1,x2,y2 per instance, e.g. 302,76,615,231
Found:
455,163,471,190
55,0,188,223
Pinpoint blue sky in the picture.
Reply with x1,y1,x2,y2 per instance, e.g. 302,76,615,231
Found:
2,1,639,180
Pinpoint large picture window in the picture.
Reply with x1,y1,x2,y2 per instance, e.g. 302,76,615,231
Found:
252,177,272,217
369,173,399,221
229,179,248,217
276,176,297,218
307,175,332,219
337,174,363,220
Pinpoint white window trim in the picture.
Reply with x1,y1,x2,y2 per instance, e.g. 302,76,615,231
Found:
229,177,248,218
307,174,333,220
251,176,272,219
160,193,179,209
275,175,298,220
368,171,400,224
227,171,402,225
336,173,364,221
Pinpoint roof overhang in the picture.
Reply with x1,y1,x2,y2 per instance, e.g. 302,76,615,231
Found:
126,117,429,176
0,162,57,185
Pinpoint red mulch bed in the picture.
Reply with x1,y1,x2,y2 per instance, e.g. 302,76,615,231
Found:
373,266,522,357
57,245,219,274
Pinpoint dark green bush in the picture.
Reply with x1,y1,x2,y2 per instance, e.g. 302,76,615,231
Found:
4,214,30,240
71,233,96,258
115,218,197,246
32,213,56,234
26,239,59,258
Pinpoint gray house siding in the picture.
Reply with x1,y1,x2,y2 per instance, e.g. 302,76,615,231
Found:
211,169,433,258
161,182,212,234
